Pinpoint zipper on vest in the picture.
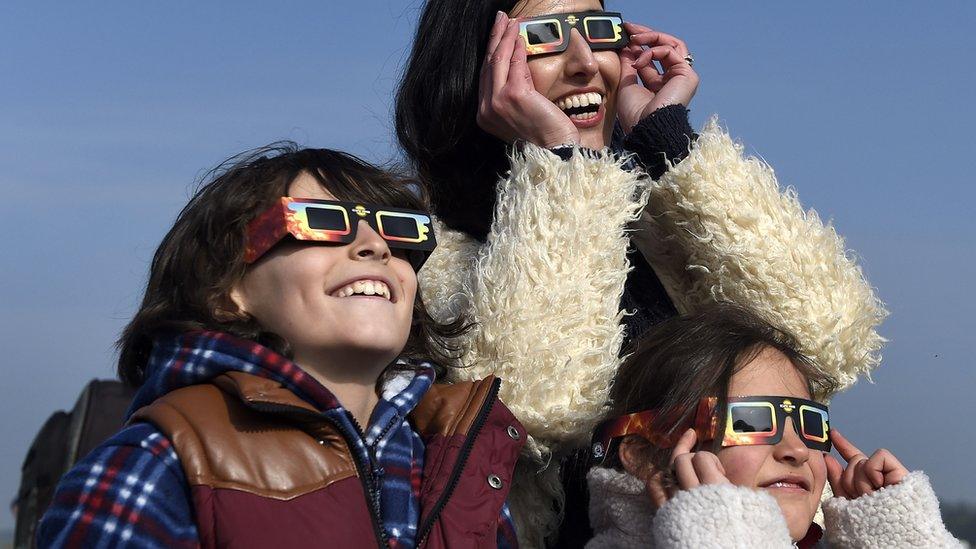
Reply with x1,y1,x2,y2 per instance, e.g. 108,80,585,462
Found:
240,401,390,548
416,377,501,547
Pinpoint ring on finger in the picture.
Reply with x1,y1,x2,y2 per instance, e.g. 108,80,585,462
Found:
683,53,694,66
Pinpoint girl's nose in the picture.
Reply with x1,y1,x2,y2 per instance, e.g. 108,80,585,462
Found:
773,417,810,464
562,28,599,79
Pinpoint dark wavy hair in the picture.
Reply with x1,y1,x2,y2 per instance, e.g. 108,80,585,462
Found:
605,303,837,475
117,143,467,387
395,0,604,241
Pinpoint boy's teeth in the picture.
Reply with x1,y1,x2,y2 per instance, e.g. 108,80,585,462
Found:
334,280,391,300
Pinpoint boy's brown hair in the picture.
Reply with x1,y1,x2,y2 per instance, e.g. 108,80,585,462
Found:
118,143,465,386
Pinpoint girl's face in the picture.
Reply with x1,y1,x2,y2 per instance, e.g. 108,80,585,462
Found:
231,172,417,371
718,347,827,541
511,0,620,149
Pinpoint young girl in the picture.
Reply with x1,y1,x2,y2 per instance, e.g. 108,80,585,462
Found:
587,304,960,548
38,145,523,548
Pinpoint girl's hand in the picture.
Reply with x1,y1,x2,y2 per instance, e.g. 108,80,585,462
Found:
646,428,730,508
616,23,699,133
825,429,909,500
476,12,580,148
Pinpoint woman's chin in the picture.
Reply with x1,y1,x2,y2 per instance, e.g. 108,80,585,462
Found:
578,129,609,150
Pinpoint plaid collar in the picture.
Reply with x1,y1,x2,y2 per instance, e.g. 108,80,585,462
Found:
131,330,435,419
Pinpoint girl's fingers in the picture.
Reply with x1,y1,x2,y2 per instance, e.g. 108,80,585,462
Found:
864,451,889,489
672,453,700,490
830,429,867,465
851,459,875,497
691,452,727,485
824,453,848,499
669,429,697,466
645,470,670,509
871,449,909,486
634,45,688,72
842,454,866,497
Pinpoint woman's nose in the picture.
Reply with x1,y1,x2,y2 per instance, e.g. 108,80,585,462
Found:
773,417,810,464
562,28,599,79
350,220,391,262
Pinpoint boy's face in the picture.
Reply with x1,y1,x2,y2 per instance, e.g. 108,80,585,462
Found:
718,347,827,541
231,172,417,377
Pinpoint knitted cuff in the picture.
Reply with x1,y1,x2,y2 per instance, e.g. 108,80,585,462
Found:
623,104,697,179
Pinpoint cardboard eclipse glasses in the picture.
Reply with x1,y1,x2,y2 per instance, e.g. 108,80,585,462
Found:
244,197,436,271
518,11,629,57
591,396,831,463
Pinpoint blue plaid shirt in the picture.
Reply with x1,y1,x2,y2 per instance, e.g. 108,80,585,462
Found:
39,331,517,548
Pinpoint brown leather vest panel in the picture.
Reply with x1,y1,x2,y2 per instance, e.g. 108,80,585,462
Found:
411,376,495,437
131,383,357,500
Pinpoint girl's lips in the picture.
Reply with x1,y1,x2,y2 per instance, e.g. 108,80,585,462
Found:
759,475,811,492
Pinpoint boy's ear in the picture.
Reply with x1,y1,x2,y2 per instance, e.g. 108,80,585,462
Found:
215,284,250,322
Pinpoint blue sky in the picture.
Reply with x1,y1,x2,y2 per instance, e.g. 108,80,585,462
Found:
1,2,974,530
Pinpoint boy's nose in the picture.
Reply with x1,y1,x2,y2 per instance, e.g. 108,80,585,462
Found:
350,220,391,262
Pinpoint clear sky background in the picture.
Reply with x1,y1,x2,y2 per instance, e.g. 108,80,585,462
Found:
1,1,974,532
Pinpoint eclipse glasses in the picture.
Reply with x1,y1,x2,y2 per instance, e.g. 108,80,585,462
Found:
518,11,629,57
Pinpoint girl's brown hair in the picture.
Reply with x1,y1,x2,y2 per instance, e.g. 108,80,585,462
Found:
117,143,466,386
606,303,837,476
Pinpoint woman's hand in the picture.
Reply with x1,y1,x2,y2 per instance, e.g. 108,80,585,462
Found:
825,429,909,500
477,12,580,148
645,428,731,508
617,23,699,133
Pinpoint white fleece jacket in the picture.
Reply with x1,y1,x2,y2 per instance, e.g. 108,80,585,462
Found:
586,467,963,548
418,121,886,546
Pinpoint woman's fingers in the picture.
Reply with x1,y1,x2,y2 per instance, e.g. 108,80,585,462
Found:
824,453,848,499
633,45,689,72
490,19,520,94
485,11,507,66
507,33,532,92
624,23,689,56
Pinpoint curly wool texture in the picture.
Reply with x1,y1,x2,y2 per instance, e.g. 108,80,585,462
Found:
586,467,793,548
420,145,647,547
632,119,887,394
822,472,963,548
422,145,646,450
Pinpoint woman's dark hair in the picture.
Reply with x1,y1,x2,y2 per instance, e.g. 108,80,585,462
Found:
605,303,838,476
117,143,467,387
395,0,603,241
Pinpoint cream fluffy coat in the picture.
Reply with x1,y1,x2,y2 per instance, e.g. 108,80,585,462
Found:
419,121,886,547
586,467,962,548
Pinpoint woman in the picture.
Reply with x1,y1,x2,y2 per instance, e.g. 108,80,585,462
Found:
395,1,886,545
